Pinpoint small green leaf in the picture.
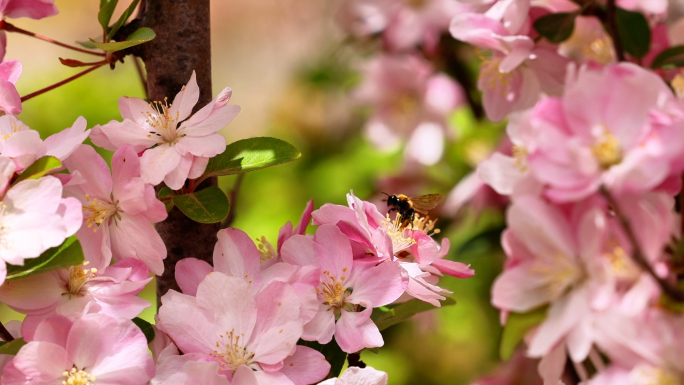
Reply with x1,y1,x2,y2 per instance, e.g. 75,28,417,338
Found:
132,317,155,344
90,27,156,52
107,0,141,41
651,45,684,69
6,237,84,280
98,0,119,34
0,338,26,355
533,12,577,43
158,187,175,212
202,137,301,178
76,40,98,49
13,156,62,185
372,297,456,332
172,186,229,224
500,306,548,360
298,340,347,379
616,7,651,59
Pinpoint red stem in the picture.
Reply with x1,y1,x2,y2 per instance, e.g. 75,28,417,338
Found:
2,21,105,57
20,64,106,102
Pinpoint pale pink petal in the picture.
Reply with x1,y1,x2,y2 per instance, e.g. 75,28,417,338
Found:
335,310,383,353
44,116,90,160
213,228,263,288
0,60,21,84
4,0,58,19
0,78,21,115
111,145,146,215
339,366,388,385
280,346,330,385
175,258,213,296
302,304,335,343
281,235,318,267
347,261,405,307
188,156,210,179
108,213,166,275
8,341,67,384
170,71,200,122
88,124,118,151
162,151,192,190
180,104,240,137
175,134,226,157
405,122,444,166
33,314,72,347
56,197,83,236
158,291,217,355
142,184,168,223
99,119,160,151
63,144,113,199
314,225,353,278
2,130,43,169
140,143,182,186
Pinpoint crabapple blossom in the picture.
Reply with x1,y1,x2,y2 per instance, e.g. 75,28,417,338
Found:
0,60,22,115
158,272,330,385
449,13,568,122
0,156,82,285
312,191,473,306
62,144,167,274
0,0,58,61
281,224,406,352
0,115,90,171
0,258,151,340
318,366,389,385
90,71,241,190
354,54,464,165
1,314,154,385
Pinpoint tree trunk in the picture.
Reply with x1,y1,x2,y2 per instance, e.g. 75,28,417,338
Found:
136,0,219,306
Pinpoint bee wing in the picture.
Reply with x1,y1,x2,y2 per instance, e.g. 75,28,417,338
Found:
410,194,444,214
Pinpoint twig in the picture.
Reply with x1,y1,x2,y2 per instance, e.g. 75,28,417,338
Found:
223,173,245,228
133,56,148,98
602,187,684,302
0,321,14,342
21,64,106,102
347,352,366,368
605,0,626,61
2,22,105,57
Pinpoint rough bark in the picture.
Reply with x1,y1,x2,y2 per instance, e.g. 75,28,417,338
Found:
135,0,219,305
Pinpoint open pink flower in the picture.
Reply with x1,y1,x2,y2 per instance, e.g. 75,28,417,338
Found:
318,366,389,385
312,191,473,306
91,71,241,190
0,115,89,171
354,54,464,165
281,224,406,353
449,13,568,121
63,144,167,274
1,314,154,385
525,63,684,202
0,60,21,115
0,258,151,340
0,156,82,285
158,272,330,385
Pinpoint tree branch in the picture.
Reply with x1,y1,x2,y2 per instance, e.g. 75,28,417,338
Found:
605,0,626,61
0,321,14,342
21,64,106,102
602,187,684,302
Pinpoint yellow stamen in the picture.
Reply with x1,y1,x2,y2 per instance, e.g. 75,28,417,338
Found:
144,97,182,144
592,130,621,169
210,329,256,373
82,194,120,232
255,236,276,262
62,367,96,385
66,262,98,296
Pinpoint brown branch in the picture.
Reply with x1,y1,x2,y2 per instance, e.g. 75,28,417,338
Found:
2,22,105,57
605,0,626,61
20,64,106,102
0,321,14,342
602,187,684,302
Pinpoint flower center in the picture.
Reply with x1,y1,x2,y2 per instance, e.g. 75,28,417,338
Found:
144,97,181,144
66,262,97,296
62,367,96,385
1,120,24,141
255,236,277,262
672,73,684,99
410,214,440,237
479,57,513,94
529,253,582,298
631,366,680,385
512,145,529,172
406,0,428,9
381,214,416,255
318,270,349,309
591,130,621,169
83,194,120,232
211,330,256,374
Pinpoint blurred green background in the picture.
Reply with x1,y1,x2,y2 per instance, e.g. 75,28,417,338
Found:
0,1,512,384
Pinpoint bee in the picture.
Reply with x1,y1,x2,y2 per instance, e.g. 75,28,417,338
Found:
382,193,444,230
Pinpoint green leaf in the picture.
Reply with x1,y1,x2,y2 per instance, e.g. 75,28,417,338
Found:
158,186,175,212
107,0,141,41
372,297,456,332
172,186,229,224
132,317,155,343
202,137,301,178
500,306,548,360
90,27,156,52
616,7,651,59
13,156,62,185
0,338,26,355
651,45,684,69
98,0,119,34
6,237,85,280
298,340,347,379
533,12,577,43
76,40,98,49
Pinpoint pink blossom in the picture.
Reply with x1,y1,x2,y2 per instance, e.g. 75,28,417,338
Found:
281,224,406,353
525,63,683,202
0,156,82,285
158,272,330,384
0,2,57,61
354,54,464,165
0,60,21,115
0,115,90,171
152,354,236,385
449,13,568,121
1,314,154,385
318,366,388,385
0,258,152,340
90,71,241,190
62,144,167,274
312,191,473,306
558,16,616,65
